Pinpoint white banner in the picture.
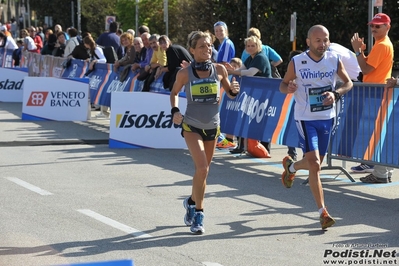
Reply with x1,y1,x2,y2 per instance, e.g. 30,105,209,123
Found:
22,77,90,121
0,68,28,102
109,92,187,149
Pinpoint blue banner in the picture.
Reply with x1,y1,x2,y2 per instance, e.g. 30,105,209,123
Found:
0,48,16,68
220,76,299,148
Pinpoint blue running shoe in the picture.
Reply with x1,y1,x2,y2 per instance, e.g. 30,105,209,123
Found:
190,211,205,234
351,164,374,173
183,197,195,226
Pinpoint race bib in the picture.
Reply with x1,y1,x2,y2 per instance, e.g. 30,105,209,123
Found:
190,78,219,103
308,85,333,112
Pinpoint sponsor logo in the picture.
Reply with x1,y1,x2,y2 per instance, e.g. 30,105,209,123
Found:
0,79,24,90
27,91,49,106
67,64,78,78
26,91,86,107
89,75,102,90
225,92,277,124
299,69,335,80
115,111,181,129
106,77,130,93
48,91,86,107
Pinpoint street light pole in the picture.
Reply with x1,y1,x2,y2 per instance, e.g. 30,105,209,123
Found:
135,0,138,37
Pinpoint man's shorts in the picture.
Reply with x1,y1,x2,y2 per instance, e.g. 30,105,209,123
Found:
181,122,220,141
296,118,334,156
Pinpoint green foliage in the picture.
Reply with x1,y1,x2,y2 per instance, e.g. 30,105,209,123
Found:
29,0,399,72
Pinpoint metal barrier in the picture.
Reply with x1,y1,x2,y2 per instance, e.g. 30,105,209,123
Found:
320,82,399,182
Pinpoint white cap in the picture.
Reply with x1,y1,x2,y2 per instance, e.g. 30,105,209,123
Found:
0,25,7,31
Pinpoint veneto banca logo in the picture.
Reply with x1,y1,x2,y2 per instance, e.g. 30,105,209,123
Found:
27,92,49,106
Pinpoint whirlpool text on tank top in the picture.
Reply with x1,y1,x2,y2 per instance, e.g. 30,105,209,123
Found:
299,68,335,80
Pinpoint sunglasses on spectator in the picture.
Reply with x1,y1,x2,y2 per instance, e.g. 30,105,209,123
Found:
369,24,385,29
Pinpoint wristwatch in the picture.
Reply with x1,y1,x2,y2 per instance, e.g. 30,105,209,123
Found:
332,91,341,102
355,51,362,57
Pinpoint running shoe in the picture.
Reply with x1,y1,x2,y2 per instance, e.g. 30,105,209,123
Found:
183,197,196,226
282,156,296,188
350,164,374,173
216,138,236,149
360,174,388,183
320,209,336,230
190,211,205,234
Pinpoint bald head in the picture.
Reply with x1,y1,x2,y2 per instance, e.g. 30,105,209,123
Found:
307,25,329,39
306,24,330,59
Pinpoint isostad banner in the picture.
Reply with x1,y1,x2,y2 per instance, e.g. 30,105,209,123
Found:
22,77,90,121
109,91,187,149
0,67,28,102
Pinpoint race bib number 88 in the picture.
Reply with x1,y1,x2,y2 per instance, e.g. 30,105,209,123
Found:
190,78,219,103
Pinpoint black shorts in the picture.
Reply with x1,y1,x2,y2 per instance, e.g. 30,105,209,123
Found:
181,122,220,141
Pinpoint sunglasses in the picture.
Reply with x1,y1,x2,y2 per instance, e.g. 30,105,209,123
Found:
369,24,385,29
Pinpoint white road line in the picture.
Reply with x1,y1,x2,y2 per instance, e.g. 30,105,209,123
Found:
77,209,152,238
202,262,224,266
5,177,53,196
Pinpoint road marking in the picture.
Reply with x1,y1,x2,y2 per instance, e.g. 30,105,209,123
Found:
77,209,152,238
202,262,224,266
5,177,53,195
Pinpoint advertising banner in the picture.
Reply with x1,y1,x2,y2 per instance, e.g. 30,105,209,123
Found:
109,92,187,149
0,67,28,102
22,77,90,121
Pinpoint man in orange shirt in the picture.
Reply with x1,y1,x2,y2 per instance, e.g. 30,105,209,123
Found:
350,13,394,183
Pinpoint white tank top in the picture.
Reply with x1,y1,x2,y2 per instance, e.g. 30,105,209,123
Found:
292,51,339,121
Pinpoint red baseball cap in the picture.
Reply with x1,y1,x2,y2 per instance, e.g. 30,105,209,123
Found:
368,13,391,25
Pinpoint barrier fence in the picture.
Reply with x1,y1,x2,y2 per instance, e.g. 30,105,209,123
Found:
1,49,398,180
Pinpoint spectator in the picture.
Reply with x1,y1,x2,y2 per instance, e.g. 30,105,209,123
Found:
214,21,236,148
0,25,12,37
83,35,108,118
127,29,135,37
328,43,361,81
0,31,18,50
21,29,37,53
142,34,167,92
350,13,394,183
10,20,17,38
64,27,79,58
242,27,283,78
138,25,150,37
131,36,146,72
52,32,67,57
157,35,193,90
114,32,136,72
116,29,123,36
54,24,69,41
69,32,91,60
40,34,57,55
215,57,242,149
28,26,43,53
36,26,45,42
13,39,24,67
43,29,53,47
214,21,235,63
136,32,153,80
96,21,123,59
225,35,272,154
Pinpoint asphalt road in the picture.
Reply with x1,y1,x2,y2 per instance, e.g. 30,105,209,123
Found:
1,102,398,266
